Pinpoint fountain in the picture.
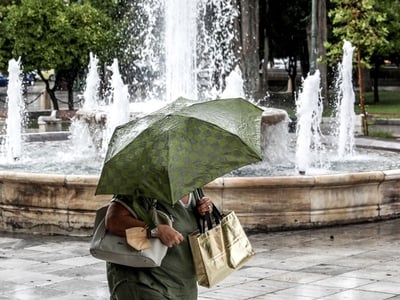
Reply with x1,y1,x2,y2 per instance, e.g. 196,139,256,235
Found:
295,70,323,174
333,40,357,158
82,52,100,111
101,58,131,152
0,3,400,236
2,58,26,162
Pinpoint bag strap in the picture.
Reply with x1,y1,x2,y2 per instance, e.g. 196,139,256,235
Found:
193,188,210,232
133,198,157,229
196,188,223,220
111,198,138,219
193,188,223,234
112,197,156,229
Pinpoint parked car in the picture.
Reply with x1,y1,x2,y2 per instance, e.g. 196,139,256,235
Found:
0,73,8,87
23,73,35,86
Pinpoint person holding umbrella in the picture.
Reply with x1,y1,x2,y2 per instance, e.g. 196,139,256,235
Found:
105,191,214,300
96,97,264,299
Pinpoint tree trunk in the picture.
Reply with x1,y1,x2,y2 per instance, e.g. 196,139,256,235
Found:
373,61,380,103
357,49,368,136
43,79,59,110
362,67,372,92
259,0,269,97
305,19,312,77
239,0,260,100
64,73,76,110
67,84,74,110
317,0,328,107
288,56,297,100
57,69,78,110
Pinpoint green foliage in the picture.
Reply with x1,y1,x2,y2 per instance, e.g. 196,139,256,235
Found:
355,91,400,114
0,0,120,109
374,0,400,64
0,5,12,71
0,0,117,72
325,0,389,68
326,0,391,131
58,2,116,67
367,130,394,139
4,0,66,71
365,90,400,105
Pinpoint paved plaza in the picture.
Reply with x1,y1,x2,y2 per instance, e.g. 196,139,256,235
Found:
1,218,400,299
1,84,400,299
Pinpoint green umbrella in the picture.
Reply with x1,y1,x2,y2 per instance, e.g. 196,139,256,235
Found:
96,97,263,205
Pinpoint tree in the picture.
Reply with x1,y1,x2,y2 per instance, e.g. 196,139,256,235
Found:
237,0,261,99
258,0,269,96
326,0,389,135
370,0,400,103
0,5,13,72
2,0,116,110
317,0,328,106
53,2,117,109
267,0,311,99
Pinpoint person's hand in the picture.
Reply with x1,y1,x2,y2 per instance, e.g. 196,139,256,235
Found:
156,224,184,248
196,196,213,216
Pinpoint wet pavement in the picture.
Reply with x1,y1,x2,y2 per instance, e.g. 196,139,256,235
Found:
1,83,400,299
1,218,400,299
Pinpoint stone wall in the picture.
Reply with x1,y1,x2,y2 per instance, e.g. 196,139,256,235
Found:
0,172,110,236
1,170,400,236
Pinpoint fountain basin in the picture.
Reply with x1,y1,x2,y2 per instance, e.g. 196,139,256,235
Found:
207,170,400,231
1,169,399,236
0,172,109,235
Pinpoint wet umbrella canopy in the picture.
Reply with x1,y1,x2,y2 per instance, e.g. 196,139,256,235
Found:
96,97,263,205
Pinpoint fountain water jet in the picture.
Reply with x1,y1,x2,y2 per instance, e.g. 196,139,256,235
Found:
101,59,130,152
334,40,356,157
128,0,238,102
82,52,100,111
295,70,324,174
73,55,132,153
2,58,26,162
0,55,103,175
164,1,198,101
220,66,246,99
0,5,400,236
75,0,243,153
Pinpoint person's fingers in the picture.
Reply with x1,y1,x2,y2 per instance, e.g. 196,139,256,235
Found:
168,233,184,247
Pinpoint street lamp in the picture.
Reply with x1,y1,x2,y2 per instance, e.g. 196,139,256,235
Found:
309,0,317,75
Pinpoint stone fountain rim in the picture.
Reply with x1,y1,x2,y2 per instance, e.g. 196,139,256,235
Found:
1,156,399,236
1,168,399,187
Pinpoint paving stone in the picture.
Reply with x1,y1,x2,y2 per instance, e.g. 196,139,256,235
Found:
2,218,400,299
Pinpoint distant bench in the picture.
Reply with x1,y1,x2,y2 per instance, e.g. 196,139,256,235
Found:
37,110,62,132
